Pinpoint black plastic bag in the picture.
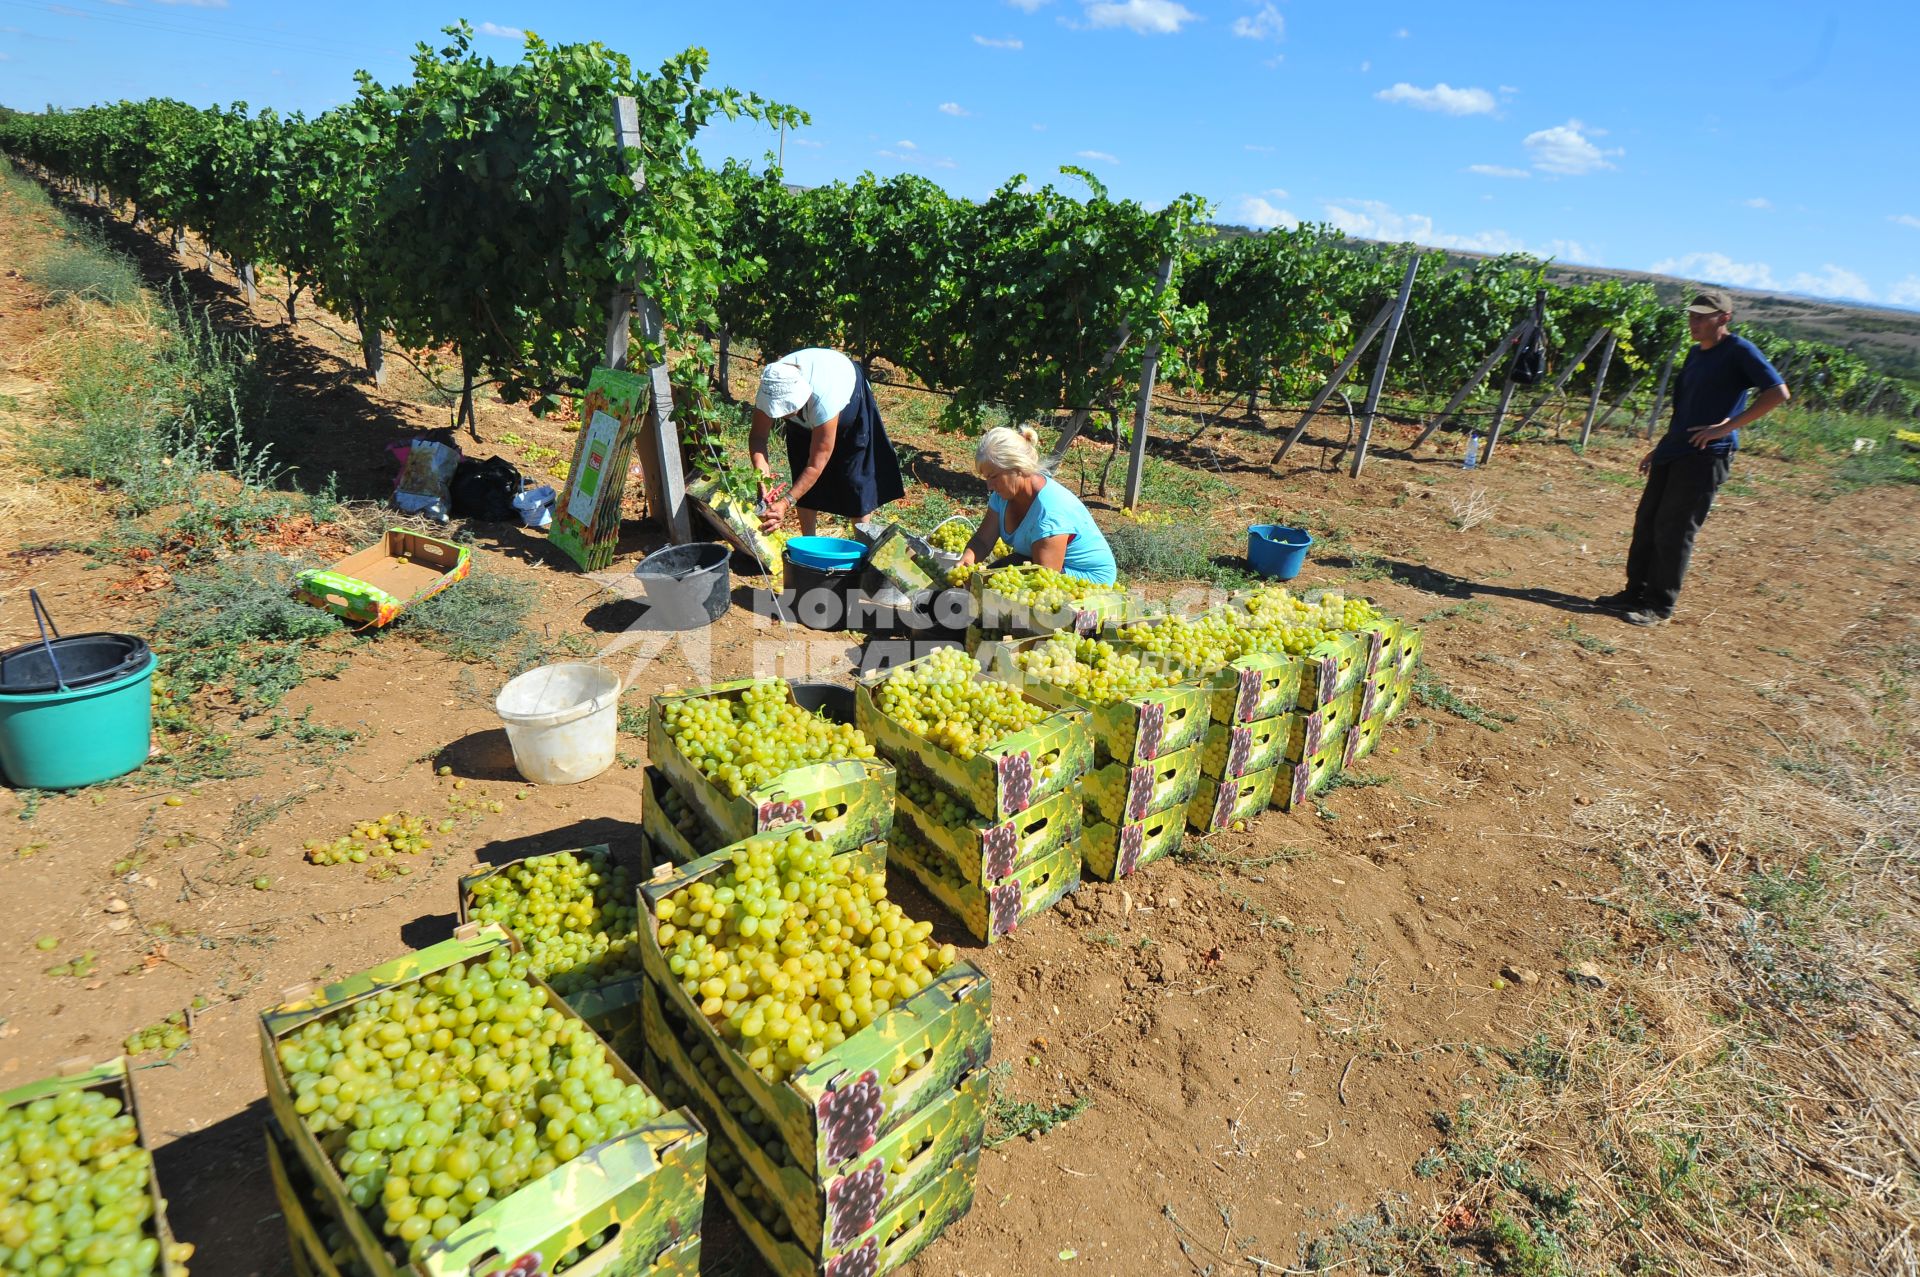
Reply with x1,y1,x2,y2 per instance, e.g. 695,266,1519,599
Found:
449,456,524,522
1510,327,1548,386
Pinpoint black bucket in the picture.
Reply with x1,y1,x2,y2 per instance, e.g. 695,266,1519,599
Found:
788,681,854,724
0,632,151,695
782,553,859,632
633,542,732,630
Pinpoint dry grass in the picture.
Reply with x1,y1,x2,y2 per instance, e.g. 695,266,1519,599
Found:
1447,485,1498,532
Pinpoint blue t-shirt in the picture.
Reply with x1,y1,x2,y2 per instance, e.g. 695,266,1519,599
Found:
988,478,1117,585
1651,334,1782,463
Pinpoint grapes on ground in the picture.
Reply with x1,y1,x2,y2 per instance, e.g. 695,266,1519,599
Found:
304,813,433,866
662,679,875,799
466,849,641,996
651,829,957,1084
123,998,204,1057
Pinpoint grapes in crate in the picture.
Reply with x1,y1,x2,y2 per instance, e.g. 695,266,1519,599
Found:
979,564,1107,611
874,648,1045,759
0,1088,195,1276
467,849,641,996
662,679,875,798
275,948,664,1264
651,829,957,1084
1013,633,1175,703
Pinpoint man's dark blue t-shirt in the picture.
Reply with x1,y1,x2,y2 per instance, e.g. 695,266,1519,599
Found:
1651,333,1782,463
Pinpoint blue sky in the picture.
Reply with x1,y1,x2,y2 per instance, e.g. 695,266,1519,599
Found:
4,0,1917,310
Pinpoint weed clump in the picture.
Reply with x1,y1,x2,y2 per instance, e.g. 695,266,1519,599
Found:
394,567,537,663
155,553,341,709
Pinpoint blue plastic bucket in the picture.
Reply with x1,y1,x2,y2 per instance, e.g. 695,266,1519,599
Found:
784,535,866,571
0,650,157,788
1247,524,1313,580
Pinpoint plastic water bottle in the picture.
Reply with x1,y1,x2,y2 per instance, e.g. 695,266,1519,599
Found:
1463,432,1481,470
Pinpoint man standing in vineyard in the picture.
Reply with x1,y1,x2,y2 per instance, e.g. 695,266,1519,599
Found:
1598,289,1788,626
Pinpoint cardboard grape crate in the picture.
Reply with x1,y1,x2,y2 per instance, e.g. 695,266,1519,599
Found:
895,780,1081,886
641,981,989,1260
1083,744,1203,826
854,652,1092,820
640,764,728,869
294,529,471,629
1189,765,1281,833
1083,801,1188,882
1395,626,1423,676
258,924,707,1277
1273,740,1347,812
974,633,1211,765
0,1059,189,1277
1318,679,1370,741
1345,715,1387,767
887,821,1082,944
1200,714,1296,780
709,1124,980,1277
638,851,993,1181
647,679,896,852
687,474,784,573
1375,675,1411,724
969,563,1133,637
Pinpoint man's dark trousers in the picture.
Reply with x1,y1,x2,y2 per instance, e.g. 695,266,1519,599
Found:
1623,453,1731,616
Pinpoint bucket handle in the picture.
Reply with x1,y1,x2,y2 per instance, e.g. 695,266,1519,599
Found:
28,590,69,693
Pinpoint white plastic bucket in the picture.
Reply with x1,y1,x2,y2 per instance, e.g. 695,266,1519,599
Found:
494,662,621,785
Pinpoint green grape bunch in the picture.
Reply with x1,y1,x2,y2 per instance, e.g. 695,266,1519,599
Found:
467,850,641,997
662,680,875,799
0,1087,196,1275
873,648,1046,759
651,829,957,1084
981,564,1107,612
305,813,433,866
897,772,971,827
927,520,1008,559
276,948,664,1266
1013,633,1176,704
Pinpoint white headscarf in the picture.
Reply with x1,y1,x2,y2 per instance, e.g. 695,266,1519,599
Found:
755,361,811,420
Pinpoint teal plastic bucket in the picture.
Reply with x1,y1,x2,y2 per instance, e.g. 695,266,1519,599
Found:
0,650,157,788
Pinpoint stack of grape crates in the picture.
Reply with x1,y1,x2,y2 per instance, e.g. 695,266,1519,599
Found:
975,633,1209,881
257,924,707,1277
636,843,992,1277
855,649,1092,941
640,678,897,872
1345,623,1420,767
0,1059,192,1277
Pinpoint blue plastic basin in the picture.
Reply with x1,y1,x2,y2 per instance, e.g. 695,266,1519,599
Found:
1247,524,1313,580
784,535,866,571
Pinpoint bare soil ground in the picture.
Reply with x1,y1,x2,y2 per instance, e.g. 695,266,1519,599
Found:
2,176,1916,1277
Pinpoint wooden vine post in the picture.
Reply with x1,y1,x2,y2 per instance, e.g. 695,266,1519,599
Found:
1576,330,1618,448
1268,299,1396,466
1644,340,1681,440
1510,325,1612,435
1348,255,1421,477
1409,315,1534,451
606,94,690,544
1122,252,1177,510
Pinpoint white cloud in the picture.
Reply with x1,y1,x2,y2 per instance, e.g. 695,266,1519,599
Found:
1008,0,1051,10
1244,143,1275,154
1375,82,1496,115
1323,198,1594,261
1649,252,1779,290
1233,195,1297,229
1498,84,1520,95
1075,149,1119,164
895,140,918,150
789,138,824,149
477,21,524,38
973,34,1024,49
1080,0,1199,36
1231,3,1283,40
1887,276,1920,306
1466,164,1530,179
938,102,970,117
1742,197,1772,209
1786,264,1874,302
1394,26,1410,37
1261,186,1289,199
1890,213,1920,229
1032,123,1048,131
1359,60,1371,72
1523,119,1620,175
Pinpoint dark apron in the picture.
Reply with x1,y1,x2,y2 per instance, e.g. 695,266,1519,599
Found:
785,366,905,518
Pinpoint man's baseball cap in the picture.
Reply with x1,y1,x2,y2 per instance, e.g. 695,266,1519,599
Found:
1686,288,1734,315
